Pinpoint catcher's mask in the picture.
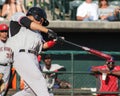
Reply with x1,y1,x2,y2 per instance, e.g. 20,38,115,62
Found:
26,7,49,26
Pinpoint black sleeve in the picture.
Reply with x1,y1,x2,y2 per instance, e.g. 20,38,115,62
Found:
20,17,32,29
10,21,21,37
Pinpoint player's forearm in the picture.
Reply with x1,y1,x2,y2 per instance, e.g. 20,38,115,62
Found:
30,22,48,33
110,71,120,76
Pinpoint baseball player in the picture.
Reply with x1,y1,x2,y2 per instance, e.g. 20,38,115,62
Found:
0,24,13,96
90,59,120,96
6,7,58,96
41,54,66,96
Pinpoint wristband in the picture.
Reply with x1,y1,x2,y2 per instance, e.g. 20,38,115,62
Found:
46,40,56,48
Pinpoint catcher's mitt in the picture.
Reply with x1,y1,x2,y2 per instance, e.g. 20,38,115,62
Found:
59,80,71,89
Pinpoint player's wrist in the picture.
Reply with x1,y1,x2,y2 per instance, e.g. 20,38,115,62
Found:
46,40,56,48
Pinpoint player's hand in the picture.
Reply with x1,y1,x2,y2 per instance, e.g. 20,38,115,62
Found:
53,36,65,42
48,29,57,39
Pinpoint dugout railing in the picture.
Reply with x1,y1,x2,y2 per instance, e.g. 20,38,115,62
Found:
14,50,120,96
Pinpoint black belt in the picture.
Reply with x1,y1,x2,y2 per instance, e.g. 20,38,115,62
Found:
19,49,38,56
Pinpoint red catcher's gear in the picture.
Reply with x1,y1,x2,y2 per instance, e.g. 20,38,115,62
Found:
0,24,9,31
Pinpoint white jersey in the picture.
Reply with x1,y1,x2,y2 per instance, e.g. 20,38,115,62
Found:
41,64,64,89
7,12,43,54
0,40,13,64
42,64,64,71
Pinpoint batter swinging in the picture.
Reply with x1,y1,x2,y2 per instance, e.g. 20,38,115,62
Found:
6,7,57,96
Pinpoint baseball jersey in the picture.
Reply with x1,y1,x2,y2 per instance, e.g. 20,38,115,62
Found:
0,40,13,64
93,65,120,95
7,12,43,54
41,64,64,88
42,64,64,71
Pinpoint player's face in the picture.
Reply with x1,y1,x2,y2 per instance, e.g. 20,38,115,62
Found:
107,62,115,70
44,58,51,66
0,31,8,42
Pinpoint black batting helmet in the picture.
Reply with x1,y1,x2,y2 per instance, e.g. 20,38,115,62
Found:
26,7,49,26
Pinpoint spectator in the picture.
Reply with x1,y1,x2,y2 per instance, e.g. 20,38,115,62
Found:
1,0,26,20
41,54,71,96
98,0,118,21
15,0,26,13
90,59,120,96
76,0,98,21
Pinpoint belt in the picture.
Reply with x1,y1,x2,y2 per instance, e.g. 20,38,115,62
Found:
19,49,38,56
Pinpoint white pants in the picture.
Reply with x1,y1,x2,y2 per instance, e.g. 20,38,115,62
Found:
12,52,49,96
0,64,11,96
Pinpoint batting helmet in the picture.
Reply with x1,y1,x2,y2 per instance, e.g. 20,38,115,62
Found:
0,24,9,32
26,7,49,26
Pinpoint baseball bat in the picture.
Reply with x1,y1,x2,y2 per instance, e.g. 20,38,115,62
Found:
57,37,112,60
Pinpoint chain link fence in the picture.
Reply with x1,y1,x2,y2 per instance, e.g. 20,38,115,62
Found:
13,50,120,96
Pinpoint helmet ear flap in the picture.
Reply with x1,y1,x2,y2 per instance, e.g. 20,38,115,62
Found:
42,19,49,26
33,14,49,26
34,14,41,21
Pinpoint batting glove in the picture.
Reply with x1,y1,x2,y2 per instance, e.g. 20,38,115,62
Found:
48,29,57,39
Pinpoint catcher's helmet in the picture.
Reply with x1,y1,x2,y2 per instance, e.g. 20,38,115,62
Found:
26,7,49,26
0,24,9,32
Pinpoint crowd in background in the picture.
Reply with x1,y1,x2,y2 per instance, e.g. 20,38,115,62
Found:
76,0,120,21
0,0,120,21
0,0,27,21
